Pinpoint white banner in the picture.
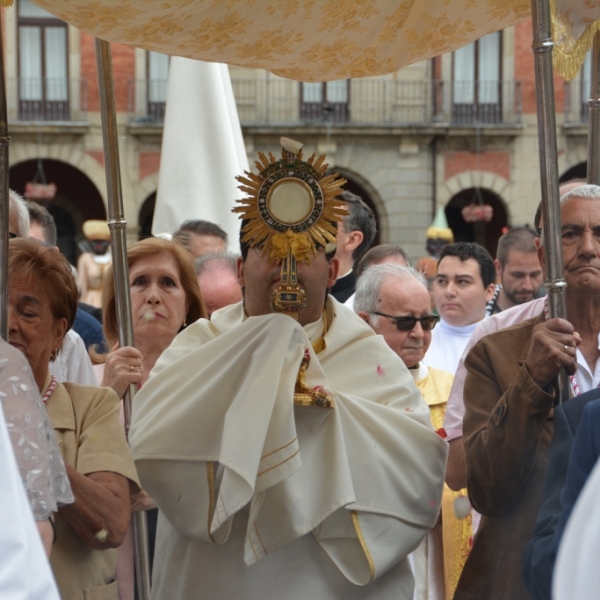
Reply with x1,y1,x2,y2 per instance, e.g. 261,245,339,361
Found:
153,58,248,250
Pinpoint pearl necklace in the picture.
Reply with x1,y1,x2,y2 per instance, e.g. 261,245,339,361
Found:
42,375,58,404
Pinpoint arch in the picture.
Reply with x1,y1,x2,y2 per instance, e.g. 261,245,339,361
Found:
330,166,384,247
439,170,510,207
445,187,508,257
9,143,107,206
10,158,105,264
138,192,156,240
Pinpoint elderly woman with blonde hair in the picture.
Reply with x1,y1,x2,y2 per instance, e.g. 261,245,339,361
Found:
94,236,206,599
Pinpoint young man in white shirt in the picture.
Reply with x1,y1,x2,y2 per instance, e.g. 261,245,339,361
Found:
424,242,496,374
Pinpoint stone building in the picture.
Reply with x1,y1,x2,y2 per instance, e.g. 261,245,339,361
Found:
5,1,590,264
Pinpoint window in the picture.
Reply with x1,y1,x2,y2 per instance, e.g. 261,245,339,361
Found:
147,51,169,122
452,32,501,124
300,80,349,123
18,0,68,121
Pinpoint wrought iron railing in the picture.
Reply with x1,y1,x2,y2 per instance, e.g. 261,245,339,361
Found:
126,78,522,127
127,78,168,124
11,78,88,122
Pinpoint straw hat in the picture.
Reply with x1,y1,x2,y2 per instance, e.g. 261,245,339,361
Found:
426,207,454,242
82,220,110,241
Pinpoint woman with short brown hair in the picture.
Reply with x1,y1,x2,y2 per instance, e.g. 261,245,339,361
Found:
8,237,140,600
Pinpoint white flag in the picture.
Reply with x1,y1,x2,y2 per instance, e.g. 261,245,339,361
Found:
153,57,248,250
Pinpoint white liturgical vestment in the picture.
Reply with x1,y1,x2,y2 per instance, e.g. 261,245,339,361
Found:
130,298,448,599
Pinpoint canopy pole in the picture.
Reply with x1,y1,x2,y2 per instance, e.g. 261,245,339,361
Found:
95,38,152,599
0,6,9,341
587,32,600,184
531,0,570,403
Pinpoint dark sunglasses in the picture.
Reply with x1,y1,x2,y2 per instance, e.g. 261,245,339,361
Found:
373,311,440,332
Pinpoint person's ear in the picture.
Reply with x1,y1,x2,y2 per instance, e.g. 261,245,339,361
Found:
357,311,371,325
53,317,68,349
484,283,496,303
494,258,502,277
346,230,363,253
327,257,340,287
237,256,245,287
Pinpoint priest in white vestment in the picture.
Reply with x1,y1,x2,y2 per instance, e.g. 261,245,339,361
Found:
130,141,448,599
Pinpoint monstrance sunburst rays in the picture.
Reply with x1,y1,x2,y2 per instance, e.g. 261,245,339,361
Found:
233,143,347,264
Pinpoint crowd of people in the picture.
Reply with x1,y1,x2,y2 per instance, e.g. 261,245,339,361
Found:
2,152,600,600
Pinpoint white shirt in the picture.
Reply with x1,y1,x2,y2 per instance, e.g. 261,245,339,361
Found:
344,292,355,310
50,330,98,386
423,318,484,375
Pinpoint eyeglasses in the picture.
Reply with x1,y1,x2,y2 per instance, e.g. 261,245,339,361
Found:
372,312,440,331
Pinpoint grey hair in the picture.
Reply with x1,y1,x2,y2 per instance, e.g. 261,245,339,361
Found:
194,251,239,277
560,184,600,204
354,263,428,327
9,190,29,237
540,184,600,246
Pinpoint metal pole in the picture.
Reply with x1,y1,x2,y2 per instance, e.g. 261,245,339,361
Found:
587,32,600,184
531,0,570,403
0,7,9,341
95,38,152,599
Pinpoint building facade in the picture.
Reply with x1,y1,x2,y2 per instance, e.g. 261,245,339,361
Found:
5,1,590,264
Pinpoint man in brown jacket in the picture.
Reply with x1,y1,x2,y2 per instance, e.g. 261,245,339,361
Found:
454,184,600,599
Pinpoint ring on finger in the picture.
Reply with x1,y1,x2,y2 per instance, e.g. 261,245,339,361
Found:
130,365,136,373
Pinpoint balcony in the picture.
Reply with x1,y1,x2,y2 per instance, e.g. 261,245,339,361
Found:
125,78,522,131
450,81,521,125
127,78,168,124
9,78,88,123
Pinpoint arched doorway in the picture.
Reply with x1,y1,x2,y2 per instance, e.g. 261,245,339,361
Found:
138,192,156,240
560,162,587,182
10,159,105,265
445,188,508,257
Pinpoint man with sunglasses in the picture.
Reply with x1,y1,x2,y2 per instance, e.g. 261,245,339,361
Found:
356,263,466,600
355,263,441,377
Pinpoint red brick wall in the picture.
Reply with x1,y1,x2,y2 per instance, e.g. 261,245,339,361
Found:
445,151,510,181
139,152,161,180
87,150,104,167
80,32,134,112
514,19,565,115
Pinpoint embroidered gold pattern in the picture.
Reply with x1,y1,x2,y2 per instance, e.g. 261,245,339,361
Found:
350,510,376,583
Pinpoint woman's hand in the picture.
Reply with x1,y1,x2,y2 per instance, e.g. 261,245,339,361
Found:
130,489,157,513
102,343,143,399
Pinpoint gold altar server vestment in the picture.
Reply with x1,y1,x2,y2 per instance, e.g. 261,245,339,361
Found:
130,298,448,599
